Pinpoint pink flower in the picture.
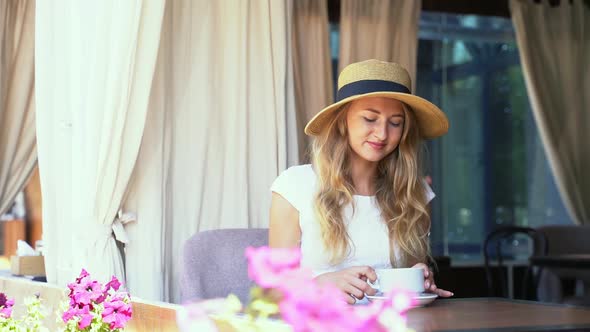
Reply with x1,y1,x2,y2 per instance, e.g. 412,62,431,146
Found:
245,246,301,289
102,296,133,330
104,276,122,292
350,291,414,332
266,255,386,332
62,304,86,322
0,301,14,319
389,291,415,313
0,306,12,318
68,269,105,306
279,281,360,332
62,270,133,330
72,277,104,306
273,267,316,298
78,309,93,329
244,246,393,332
352,299,402,332
177,301,221,332
96,276,122,304
62,308,76,322
75,269,90,283
278,274,411,332
352,306,388,332
62,305,93,329
0,293,14,318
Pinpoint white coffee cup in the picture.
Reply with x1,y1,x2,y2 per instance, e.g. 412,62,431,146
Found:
372,268,424,293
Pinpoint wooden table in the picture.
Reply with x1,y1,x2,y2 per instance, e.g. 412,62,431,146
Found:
407,298,590,331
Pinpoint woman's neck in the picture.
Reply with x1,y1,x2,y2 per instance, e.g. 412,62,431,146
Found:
350,154,378,196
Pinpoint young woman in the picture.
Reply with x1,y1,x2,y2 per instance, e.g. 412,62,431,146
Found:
269,59,453,304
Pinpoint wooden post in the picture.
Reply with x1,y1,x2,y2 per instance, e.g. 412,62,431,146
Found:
2,219,26,257
24,166,43,248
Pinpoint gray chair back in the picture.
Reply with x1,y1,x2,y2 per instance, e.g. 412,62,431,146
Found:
537,225,590,255
536,225,590,305
180,228,268,304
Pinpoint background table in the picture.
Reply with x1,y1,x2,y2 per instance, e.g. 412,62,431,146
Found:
531,254,590,269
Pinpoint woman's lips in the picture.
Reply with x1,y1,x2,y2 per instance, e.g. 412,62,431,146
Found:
367,142,386,150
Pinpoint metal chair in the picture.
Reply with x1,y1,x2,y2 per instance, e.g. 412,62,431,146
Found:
483,226,547,299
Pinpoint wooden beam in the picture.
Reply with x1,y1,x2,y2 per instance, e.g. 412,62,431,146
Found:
328,0,512,24
422,0,510,18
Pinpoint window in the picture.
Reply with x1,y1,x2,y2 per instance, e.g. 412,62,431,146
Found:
417,13,572,261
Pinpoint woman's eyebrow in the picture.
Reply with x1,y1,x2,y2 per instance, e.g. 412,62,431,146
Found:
364,108,404,118
365,108,381,114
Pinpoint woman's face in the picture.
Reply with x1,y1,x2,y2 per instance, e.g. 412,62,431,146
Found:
345,97,406,163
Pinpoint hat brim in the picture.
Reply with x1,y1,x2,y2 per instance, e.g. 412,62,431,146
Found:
304,92,449,139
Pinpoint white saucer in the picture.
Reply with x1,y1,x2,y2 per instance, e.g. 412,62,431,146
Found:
365,292,438,307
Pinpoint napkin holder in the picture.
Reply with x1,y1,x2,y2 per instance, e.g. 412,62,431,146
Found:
10,255,46,276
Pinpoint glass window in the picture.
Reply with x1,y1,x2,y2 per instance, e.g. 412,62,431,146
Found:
417,12,572,262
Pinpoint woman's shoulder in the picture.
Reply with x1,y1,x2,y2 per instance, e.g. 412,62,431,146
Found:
282,164,314,178
271,164,316,211
272,164,315,188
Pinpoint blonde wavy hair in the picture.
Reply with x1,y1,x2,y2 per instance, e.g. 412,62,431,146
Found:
311,102,431,268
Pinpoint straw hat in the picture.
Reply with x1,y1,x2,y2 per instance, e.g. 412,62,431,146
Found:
304,59,449,138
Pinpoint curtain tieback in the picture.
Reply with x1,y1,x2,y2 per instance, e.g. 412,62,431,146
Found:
112,210,136,244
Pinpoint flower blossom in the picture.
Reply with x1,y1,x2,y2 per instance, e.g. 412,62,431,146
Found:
62,304,93,329
62,269,133,331
102,294,133,330
0,293,14,318
245,246,414,332
245,246,302,289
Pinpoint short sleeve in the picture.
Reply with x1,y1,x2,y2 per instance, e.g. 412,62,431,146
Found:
270,167,302,211
424,181,436,203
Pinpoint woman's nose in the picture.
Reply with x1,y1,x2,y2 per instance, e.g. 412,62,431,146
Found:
374,123,388,140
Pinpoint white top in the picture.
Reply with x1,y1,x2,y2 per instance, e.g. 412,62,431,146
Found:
271,164,435,277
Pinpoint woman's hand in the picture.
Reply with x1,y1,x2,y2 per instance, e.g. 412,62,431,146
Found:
315,266,378,304
412,262,454,297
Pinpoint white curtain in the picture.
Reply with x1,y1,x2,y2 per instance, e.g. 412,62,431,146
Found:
35,1,166,285
123,0,297,302
339,0,421,89
0,0,37,216
292,0,333,161
510,0,590,225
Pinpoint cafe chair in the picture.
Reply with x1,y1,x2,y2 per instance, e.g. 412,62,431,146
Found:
180,228,268,304
483,226,547,300
535,225,590,305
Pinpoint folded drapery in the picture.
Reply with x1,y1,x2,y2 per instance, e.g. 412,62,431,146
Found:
35,0,166,286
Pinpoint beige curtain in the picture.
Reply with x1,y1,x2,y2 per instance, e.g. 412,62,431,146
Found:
123,0,297,302
292,0,333,161
339,0,421,90
0,0,36,216
35,1,166,285
510,0,590,225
